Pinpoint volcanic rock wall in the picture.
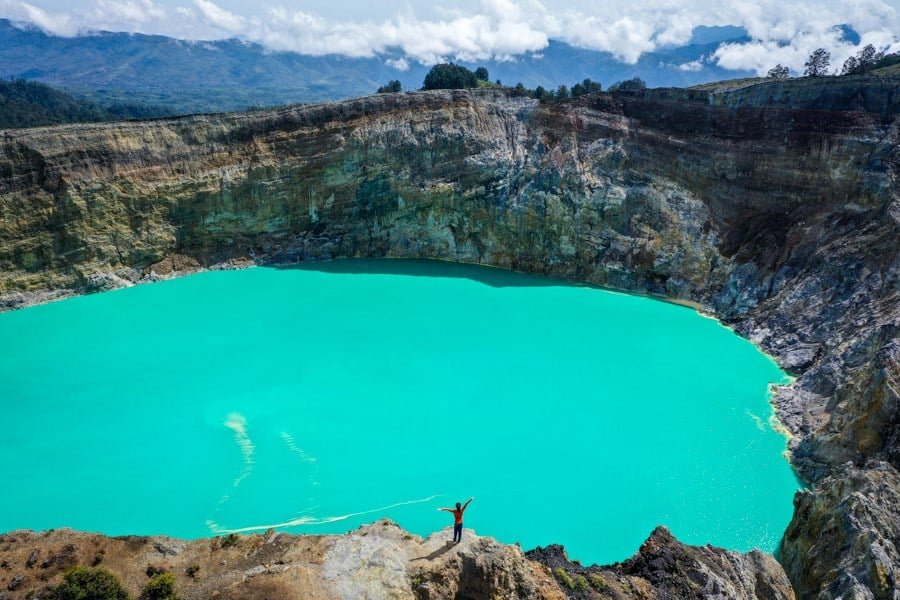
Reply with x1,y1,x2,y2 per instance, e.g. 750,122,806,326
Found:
0,520,795,600
0,77,897,598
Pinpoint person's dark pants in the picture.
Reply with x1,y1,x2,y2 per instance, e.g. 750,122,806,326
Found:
453,523,463,543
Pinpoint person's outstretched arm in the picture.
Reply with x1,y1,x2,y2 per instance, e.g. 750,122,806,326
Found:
437,507,453,512
462,497,474,510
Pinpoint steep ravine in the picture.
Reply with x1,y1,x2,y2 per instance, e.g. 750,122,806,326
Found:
0,77,897,599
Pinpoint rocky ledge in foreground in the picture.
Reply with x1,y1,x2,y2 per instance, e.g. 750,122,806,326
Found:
528,527,793,600
0,520,793,600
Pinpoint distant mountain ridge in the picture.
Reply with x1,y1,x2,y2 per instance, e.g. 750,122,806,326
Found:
0,78,165,129
0,19,761,114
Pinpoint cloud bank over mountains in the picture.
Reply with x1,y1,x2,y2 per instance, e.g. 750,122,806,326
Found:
1,0,898,74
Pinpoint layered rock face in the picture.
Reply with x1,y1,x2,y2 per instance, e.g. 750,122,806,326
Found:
528,526,794,599
0,77,897,598
0,521,794,600
0,521,564,600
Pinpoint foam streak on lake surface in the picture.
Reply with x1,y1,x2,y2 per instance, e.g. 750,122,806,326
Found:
0,260,797,563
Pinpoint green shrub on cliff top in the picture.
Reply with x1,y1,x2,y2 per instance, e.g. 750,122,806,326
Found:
139,572,179,600
589,573,610,591
53,566,130,600
422,63,478,90
376,80,402,93
608,77,647,92
553,567,575,589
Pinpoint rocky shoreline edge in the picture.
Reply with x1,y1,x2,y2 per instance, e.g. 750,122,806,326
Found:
0,519,794,600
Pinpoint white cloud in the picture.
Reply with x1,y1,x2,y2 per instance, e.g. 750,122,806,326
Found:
654,14,697,48
193,0,243,33
2,0,165,34
559,15,656,62
678,59,704,71
386,57,409,71
92,0,165,25
712,25,900,75
0,0,898,72
706,0,899,74
1,1,78,34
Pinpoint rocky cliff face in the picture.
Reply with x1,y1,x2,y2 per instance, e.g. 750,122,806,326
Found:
528,526,794,600
0,521,564,600
0,521,795,600
0,77,897,599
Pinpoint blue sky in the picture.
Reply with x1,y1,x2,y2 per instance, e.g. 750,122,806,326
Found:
1,0,898,73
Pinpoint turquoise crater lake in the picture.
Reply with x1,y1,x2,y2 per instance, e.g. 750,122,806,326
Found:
0,260,797,564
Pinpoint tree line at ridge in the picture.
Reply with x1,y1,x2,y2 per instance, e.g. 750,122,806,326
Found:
379,45,900,100
2,43,898,130
766,44,898,78
377,62,644,101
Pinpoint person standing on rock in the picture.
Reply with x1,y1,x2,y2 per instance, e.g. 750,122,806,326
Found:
438,497,473,543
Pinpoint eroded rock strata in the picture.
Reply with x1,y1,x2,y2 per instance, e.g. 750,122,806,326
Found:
0,521,796,600
0,77,897,598
527,526,794,600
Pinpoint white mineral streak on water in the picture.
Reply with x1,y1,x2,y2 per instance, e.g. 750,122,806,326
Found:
225,413,254,488
745,410,766,431
281,431,317,463
210,495,442,534
281,430,321,490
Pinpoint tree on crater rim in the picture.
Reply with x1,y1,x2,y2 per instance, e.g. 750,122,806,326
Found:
804,49,831,76
422,63,479,90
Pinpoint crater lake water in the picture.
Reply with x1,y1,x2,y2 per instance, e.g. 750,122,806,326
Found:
0,260,798,564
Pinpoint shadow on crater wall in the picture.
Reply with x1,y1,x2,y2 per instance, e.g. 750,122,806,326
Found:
267,258,574,288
